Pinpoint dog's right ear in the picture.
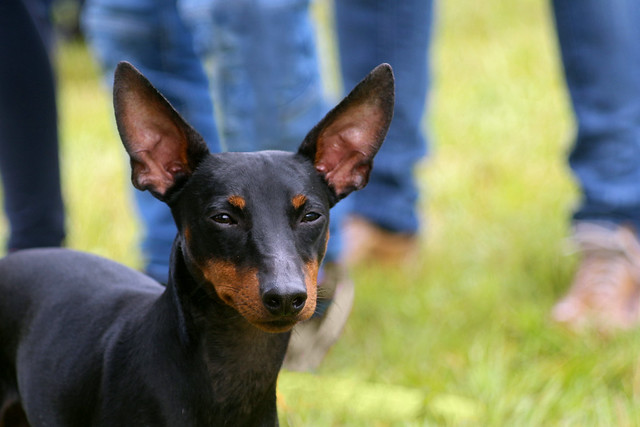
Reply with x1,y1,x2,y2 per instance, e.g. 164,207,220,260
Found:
113,62,209,202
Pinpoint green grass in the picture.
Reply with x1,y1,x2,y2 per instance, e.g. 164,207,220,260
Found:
8,0,640,424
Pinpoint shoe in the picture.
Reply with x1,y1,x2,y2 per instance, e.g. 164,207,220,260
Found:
283,263,354,371
343,216,419,266
551,222,640,332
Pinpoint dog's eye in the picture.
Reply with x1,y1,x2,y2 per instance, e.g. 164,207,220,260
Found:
211,213,236,225
302,212,321,223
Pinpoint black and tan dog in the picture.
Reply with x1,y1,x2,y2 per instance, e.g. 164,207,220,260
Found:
0,61,393,426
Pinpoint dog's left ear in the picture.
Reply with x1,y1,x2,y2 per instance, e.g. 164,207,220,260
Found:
298,63,394,203
113,61,209,202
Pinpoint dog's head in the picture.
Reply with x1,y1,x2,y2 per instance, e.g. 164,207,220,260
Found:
113,62,394,332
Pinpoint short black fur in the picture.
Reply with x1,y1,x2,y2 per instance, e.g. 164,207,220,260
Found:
0,62,394,426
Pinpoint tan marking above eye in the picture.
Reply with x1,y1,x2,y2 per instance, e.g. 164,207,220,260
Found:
292,194,307,210
228,195,246,210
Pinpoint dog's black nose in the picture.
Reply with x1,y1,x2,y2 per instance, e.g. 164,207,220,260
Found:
261,286,307,316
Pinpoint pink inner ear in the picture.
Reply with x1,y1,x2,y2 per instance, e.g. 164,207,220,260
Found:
120,93,191,196
314,103,385,196
129,131,189,195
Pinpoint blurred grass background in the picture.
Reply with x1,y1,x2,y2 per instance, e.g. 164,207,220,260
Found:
4,0,640,425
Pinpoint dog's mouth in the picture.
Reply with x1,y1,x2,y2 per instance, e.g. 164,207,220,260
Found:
255,316,302,333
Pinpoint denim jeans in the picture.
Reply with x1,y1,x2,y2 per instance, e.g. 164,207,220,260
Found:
337,0,640,236
335,0,434,234
180,0,327,153
83,0,332,281
552,0,640,231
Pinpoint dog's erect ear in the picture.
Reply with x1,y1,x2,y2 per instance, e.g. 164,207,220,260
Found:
113,61,209,202
298,63,394,203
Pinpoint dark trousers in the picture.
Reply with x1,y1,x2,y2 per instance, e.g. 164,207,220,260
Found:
0,0,65,250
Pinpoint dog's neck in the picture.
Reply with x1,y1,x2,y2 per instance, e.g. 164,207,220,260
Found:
161,242,288,422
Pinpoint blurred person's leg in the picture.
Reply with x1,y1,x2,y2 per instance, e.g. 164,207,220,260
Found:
199,0,327,152
0,0,65,251
550,0,640,331
335,0,433,265
83,0,221,282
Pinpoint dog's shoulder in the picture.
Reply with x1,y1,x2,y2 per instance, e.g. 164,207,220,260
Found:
0,248,163,318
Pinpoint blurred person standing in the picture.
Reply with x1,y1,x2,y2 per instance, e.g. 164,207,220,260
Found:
334,0,433,266
334,0,640,332
550,0,640,332
0,0,66,252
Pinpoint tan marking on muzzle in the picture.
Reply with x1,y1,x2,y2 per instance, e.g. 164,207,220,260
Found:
201,260,266,321
200,260,314,333
299,260,319,321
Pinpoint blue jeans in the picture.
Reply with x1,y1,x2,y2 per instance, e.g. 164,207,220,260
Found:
336,0,640,236
180,0,327,153
83,0,332,281
335,0,434,234
552,0,640,231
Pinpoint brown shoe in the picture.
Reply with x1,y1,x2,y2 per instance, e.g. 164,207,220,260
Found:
343,216,419,266
551,222,640,332
283,263,354,371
